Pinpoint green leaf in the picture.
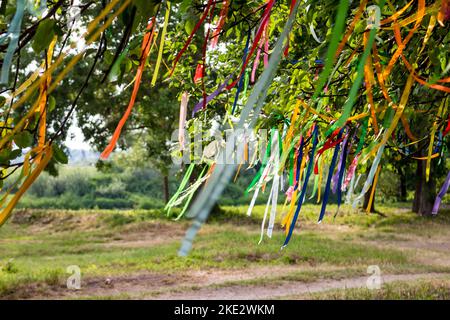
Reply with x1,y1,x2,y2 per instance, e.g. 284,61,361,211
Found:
14,131,33,148
32,19,56,54
133,0,158,20
0,149,21,163
9,149,22,160
179,0,191,14
48,95,56,113
0,150,11,164
184,18,195,35
53,144,69,164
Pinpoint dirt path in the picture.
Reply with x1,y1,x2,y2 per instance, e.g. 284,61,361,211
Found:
151,273,448,300
28,270,448,300
29,265,342,299
4,209,449,300
361,233,450,268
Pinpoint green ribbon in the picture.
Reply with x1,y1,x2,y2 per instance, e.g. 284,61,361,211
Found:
355,118,369,155
179,0,302,257
246,128,274,193
165,163,195,215
311,0,350,102
326,0,386,135
175,165,208,220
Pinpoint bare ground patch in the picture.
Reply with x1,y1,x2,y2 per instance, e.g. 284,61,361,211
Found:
2,208,449,300
359,231,450,268
103,221,189,248
151,273,448,300
8,264,347,300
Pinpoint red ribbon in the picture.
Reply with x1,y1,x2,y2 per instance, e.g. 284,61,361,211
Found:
169,0,213,77
225,0,276,91
314,128,344,174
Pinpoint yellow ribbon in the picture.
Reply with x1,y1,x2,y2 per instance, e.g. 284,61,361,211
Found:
0,145,53,227
366,165,381,214
426,99,445,181
36,36,57,164
151,1,171,86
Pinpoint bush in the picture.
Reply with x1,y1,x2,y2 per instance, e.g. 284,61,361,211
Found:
94,180,128,199
15,164,265,211
93,197,134,209
134,195,165,209
18,195,135,210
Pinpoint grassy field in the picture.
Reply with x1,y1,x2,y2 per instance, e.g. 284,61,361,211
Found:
0,204,449,299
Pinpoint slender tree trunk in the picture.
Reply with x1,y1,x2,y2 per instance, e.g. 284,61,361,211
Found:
211,203,223,216
412,158,436,215
363,182,376,213
163,175,169,203
398,167,407,202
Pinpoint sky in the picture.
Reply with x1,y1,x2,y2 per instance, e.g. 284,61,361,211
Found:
64,115,91,150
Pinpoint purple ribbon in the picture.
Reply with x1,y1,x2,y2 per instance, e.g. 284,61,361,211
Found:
336,137,349,208
332,132,348,193
432,169,450,215
192,74,233,117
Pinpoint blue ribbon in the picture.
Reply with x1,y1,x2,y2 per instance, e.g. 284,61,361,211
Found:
293,136,304,191
1,1,49,84
231,30,251,114
283,125,319,247
1,0,26,84
318,128,343,223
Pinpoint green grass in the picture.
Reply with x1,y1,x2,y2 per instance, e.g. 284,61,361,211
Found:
306,278,450,300
225,203,450,226
0,204,448,299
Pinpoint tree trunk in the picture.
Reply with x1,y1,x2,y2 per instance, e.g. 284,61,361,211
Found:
210,202,224,216
163,175,169,203
363,182,376,213
398,167,407,202
412,158,436,215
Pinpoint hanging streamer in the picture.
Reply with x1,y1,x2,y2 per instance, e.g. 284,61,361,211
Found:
100,18,156,159
36,36,57,164
0,0,26,84
318,129,343,223
259,130,280,242
332,131,348,194
211,0,230,47
165,163,195,215
0,145,53,227
231,31,252,114
327,0,387,135
366,165,381,214
192,74,233,116
179,0,301,256
335,134,349,210
225,0,276,91
170,0,213,76
311,0,350,101
426,99,445,181
432,169,450,214
283,125,318,247
178,92,189,150
151,1,171,86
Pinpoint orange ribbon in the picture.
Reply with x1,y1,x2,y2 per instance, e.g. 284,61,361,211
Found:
101,18,156,159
